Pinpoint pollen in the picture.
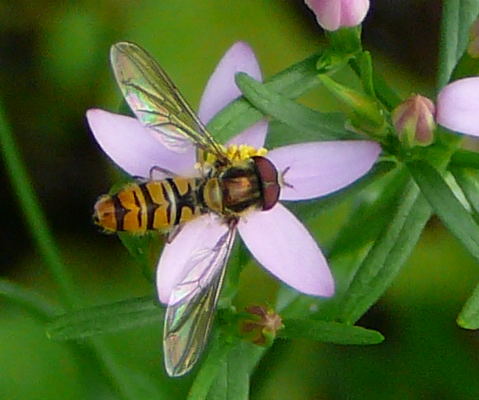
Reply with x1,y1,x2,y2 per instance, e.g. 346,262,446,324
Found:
204,144,267,165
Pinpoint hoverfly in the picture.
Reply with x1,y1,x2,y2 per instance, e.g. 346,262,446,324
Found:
93,42,281,376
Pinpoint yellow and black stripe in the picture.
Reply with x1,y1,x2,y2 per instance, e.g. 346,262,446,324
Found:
94,178,202,234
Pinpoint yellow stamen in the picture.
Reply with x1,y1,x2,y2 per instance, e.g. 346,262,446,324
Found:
205,144,268,164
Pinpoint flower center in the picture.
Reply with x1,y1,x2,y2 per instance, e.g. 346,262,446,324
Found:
205,144,268,164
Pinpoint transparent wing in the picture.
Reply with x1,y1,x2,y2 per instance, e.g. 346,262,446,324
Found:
110,41,227,162
163,223,237,377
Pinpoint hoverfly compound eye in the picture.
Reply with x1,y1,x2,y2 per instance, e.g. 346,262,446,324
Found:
252,156,281,211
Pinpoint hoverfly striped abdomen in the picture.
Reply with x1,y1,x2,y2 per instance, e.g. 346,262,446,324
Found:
94,178,203,234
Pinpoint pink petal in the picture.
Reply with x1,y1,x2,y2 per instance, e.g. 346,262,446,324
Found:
198,41,262,124
305,0,370,31
267,141,381,201
436,77,479,136
156,215,231,304
226,120,268,148
238,203,334,297
86,109,196,178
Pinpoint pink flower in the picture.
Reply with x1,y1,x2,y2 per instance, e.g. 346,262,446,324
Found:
436,77,479,137
86,42,381,304
305,0,370,31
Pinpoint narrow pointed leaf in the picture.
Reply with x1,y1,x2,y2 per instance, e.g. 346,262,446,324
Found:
278,163,400,318
437,0,479,87
458,281,479,329
47,296,163,341
0,279,57,321
451,167,479,217
208,52,322,143
235,72,354,143
327,167,408,259
207,342,261,400
335,180,431,324
349,54,401,110
408,160,479,263
187,335,236,400
279,319,383,345
450,149,479,169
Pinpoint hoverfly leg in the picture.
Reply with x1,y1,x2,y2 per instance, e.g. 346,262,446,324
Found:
280,166,294,189
167,225,184,243
150,166,176,180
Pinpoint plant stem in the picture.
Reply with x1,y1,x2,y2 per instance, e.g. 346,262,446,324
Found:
0,99,78,309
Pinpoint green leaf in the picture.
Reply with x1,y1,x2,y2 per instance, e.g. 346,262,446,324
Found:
0,96,78,309
451,167,479,218
408,160,479,263
208,52,322,143
450,149,479,169
437,0,479,88
278,163,400,319
235,72,354,143
327,167,408,260
0,279,57,321
207,342,261,400
458,282,479,329
335,179,432,324
90,336,172,400
47,296,162,341
349,54,401,110
280,319,384,345
187,335,236,400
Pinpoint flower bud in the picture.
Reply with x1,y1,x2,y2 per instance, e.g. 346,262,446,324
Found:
392,94,435,147
239,305,283,347
305,0,370,31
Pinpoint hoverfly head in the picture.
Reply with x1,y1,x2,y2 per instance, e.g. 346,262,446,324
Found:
252,156,280,211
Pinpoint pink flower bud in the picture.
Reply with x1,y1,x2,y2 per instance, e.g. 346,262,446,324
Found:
392,94,436,147
305,0,370,31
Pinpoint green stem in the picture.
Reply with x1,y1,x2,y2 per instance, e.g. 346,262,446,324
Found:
0,98,155,400
0,99,78,309
0,279,57,321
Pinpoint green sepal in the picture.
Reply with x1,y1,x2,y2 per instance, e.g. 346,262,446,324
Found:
318,74,386,136
317,27,362,73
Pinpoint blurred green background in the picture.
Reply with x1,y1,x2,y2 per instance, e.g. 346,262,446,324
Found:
2,0,479,399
